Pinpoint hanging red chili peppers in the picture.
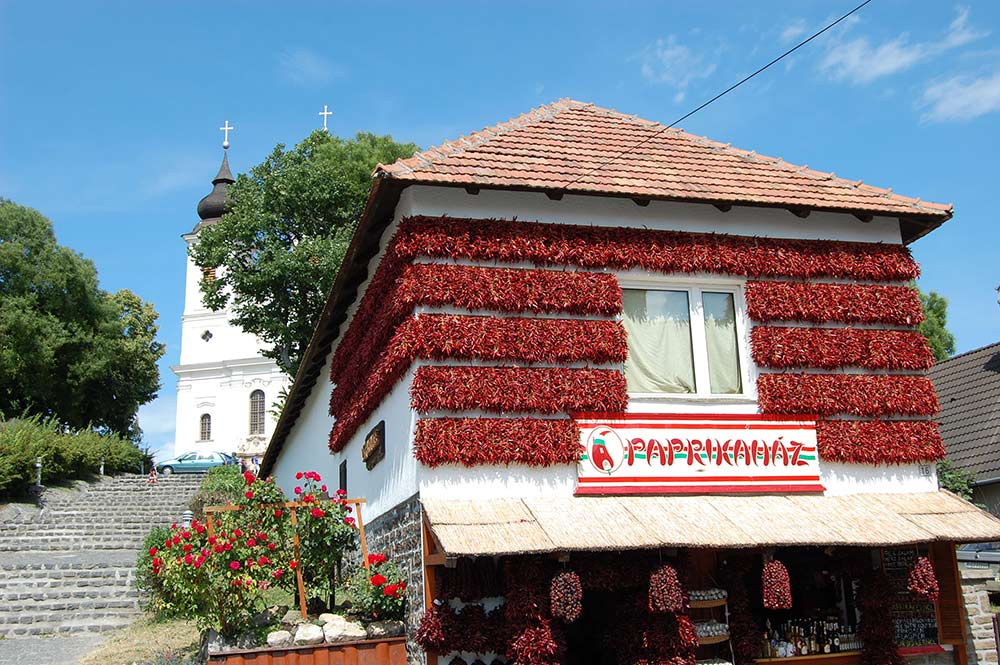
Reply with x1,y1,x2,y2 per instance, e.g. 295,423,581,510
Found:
907,556,940,601
550,571,583,623
648,564,686,613
762,560,792,610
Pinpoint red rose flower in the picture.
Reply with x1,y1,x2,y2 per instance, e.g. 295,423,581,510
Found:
172,536,181,546
312,473,321,482
274,509,283,517
344,517,356,526
370,574,387,586
214,545,223,554
289,560,298,569
183,544,193,553
336,488,347,497
182,531,191,540
303,494,315,504
293,486,302,495
247,539,257,547
295,472,304,480
149,547,157,556
258,556,270,566
208,536,217,545
245,491,254,499
267,543,276,550
224,543,232,551
273,568,284,578
230,561,240,570
234,529,242,537
399,581,406,590
311,508,325,518
184,554,193,565
383,584,398,596
243,470,255,484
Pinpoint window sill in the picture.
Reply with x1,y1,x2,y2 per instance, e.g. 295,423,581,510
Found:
628,393,757,405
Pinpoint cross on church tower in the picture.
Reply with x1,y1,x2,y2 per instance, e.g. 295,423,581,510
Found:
319,105,333,132
219,120,234,149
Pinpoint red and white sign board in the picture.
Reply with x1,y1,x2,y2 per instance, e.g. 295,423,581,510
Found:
574,413,824,495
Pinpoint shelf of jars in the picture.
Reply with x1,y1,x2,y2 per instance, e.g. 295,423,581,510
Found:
692,589,731,648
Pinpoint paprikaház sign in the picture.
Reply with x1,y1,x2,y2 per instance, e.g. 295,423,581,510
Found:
573,413,823,495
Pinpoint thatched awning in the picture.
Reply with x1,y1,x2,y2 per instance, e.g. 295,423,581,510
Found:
421,491,1000,557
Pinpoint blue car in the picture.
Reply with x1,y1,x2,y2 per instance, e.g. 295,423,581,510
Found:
156,451,234,475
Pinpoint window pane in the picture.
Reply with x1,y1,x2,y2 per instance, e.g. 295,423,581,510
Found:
703,291,742,394
622,289,696,393
249,390,265,435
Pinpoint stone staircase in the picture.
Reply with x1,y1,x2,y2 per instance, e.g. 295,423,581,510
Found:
0,474,203,637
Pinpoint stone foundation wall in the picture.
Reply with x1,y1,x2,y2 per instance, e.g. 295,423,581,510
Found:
363,494,424,665
904,650,957,665
961,563,998,665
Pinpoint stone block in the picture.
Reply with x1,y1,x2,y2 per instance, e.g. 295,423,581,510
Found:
266,630,292,647
323,616,367,643
973,614,995,625
973,638,996,651
317,613,337,625
294,623,324,645
366,620,406,638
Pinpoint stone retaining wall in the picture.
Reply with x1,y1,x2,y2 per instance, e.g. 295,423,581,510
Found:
961,563,998,664
363,494,423,665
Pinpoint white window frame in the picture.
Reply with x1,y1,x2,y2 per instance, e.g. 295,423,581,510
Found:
619,275,756,404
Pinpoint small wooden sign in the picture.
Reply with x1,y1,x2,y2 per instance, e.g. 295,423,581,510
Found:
362,421,385,470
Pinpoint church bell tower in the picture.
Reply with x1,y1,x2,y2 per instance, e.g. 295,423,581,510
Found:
171,122,290,460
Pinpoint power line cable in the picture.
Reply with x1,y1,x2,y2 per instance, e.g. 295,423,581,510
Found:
556,0,874,192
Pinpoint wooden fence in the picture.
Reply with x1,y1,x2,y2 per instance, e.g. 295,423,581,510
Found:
206,636,407,665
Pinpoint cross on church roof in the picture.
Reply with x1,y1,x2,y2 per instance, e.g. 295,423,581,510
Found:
319,105,333,132
219,120,234,149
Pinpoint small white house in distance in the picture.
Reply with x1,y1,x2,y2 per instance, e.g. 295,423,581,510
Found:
171,146,289,460
260,100,1000,665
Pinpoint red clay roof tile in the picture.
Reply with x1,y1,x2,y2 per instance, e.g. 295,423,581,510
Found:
378,99,951,219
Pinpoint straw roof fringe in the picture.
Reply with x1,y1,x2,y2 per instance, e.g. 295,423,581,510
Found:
421,491,1000,557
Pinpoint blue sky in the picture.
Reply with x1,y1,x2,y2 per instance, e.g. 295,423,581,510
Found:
2,1,998,458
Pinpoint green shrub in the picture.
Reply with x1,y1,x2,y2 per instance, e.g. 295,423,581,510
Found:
0,416,143,497
187,465,244,519
136,526,181,619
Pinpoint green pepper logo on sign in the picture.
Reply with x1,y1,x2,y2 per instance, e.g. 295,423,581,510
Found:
585,426,625,475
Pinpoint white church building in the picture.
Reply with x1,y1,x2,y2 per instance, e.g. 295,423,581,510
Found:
171,139,289,458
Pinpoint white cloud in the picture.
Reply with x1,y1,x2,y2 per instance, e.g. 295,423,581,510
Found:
781,19,807,44
277,48,343,87
921,70,1000,122
639,36,717,101
820,6,987,84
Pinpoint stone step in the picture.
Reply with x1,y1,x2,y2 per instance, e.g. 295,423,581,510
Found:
0,585,139,602
0,611,141,637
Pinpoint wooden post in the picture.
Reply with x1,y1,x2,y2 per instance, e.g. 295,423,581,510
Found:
289,506,308,620
356,500,370,571
422,516,440,665
206,510,215,540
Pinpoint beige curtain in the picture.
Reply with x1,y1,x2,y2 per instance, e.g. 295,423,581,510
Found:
703,291,742,394
623,290,696,393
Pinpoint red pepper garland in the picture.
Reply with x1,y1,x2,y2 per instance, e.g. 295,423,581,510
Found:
394,216,921,282
816,420,945,464
907,556,940,601
328,314,627,452
744,281,924,326
762,560,792,609
751,327,935,371
648,564,685,613
413,418,581,468
550,571,583,623
757,374,939,417
411,366,628,415
415,601,452,652
859,573,904,665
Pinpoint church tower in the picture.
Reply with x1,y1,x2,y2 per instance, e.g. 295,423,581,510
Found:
171,126,290,459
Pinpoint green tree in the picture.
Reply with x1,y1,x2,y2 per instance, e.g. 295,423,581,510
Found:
937,459,975,500
0,200,164,437
918,289,956,362
190,131,418,377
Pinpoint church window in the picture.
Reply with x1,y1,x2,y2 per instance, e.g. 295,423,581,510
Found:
199,413,212,441
249,390,265,435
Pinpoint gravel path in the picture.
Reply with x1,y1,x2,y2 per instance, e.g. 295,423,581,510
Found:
0,634,104,664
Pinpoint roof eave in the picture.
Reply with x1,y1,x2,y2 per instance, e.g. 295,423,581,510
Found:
260,175,406,477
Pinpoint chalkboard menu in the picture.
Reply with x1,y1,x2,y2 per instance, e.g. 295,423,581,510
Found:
882,548,938,646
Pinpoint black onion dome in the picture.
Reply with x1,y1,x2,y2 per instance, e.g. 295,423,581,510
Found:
195,150,235,227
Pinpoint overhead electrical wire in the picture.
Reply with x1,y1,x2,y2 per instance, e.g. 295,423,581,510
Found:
555,0,875,193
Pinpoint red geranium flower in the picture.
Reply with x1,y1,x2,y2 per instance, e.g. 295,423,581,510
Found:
311,508,325,518
230,561,240,570
370,573,387,586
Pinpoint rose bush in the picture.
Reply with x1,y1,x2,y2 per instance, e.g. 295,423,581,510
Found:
148,469,357,637
347,552,407,621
